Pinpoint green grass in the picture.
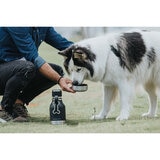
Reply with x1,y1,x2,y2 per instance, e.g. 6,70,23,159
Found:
1,42,160,133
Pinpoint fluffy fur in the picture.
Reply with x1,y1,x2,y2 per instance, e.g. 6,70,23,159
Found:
59,30,160,120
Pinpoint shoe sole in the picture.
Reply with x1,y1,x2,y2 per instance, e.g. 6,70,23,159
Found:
0,118,7,123
12,116,29,122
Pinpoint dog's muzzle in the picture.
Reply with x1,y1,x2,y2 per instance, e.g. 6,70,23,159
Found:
72,80,79,85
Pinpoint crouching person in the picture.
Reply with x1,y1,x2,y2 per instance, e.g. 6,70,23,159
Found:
0,27,75,123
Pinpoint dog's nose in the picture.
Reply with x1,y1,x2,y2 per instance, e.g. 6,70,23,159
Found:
72,80,79,85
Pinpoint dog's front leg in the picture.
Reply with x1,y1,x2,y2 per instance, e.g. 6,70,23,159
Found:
116,81,135,121
91,85,117,120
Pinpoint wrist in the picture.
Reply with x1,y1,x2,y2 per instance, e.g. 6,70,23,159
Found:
57,76,63,84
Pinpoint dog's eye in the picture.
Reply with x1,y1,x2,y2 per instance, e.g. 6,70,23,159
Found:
76,68,81,72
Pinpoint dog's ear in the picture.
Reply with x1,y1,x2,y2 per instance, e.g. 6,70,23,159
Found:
58,45,74,75
58,45,73,58
73,47,96,62
74,52,87,60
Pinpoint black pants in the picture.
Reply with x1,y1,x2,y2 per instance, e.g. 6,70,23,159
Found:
0,60,64,113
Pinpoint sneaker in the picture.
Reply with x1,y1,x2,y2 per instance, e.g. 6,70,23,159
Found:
0,110,13,123
12,103,29,122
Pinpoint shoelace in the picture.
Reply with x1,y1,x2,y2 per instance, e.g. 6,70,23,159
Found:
0,111,12,121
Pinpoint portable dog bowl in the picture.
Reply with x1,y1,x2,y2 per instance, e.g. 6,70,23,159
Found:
72,84,88,92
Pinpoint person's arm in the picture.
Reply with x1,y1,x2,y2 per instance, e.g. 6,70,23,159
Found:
7,27,39,63
39,63,75,93
7,27,75,93
44,27,73,50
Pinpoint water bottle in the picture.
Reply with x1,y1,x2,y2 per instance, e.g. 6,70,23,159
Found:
50,89,66,124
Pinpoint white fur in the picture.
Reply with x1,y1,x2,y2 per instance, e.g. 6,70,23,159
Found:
68,31,160,120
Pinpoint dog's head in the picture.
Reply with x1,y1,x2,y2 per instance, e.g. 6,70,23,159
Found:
58,44,96,84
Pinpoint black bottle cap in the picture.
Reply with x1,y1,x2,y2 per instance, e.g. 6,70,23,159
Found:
52,89,62,97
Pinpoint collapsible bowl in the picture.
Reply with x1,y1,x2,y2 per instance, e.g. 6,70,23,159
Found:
72,84,88,92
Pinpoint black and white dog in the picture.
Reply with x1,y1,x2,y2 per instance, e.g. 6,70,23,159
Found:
59,30,160,121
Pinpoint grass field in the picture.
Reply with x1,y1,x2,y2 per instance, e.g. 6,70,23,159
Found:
0,42,160,133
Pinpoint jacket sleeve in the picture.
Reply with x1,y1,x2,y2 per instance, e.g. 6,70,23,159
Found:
7,27,46,68
44,27,73,51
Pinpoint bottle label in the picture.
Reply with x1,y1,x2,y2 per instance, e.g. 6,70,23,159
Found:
52,102,60,114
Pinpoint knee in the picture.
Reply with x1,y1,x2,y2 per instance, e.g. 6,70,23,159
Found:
25,62,36,79
57,66,64,77
49,63,64,77
20,61,36,80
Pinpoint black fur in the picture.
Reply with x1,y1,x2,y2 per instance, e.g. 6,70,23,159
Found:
59,45,96,77
62,47,72,74
147,47,156,68
72,46,96,77
111,32,146,72
73,59,95,77
72,45,96,62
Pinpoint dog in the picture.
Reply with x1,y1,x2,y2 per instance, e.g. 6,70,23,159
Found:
58,30,160,121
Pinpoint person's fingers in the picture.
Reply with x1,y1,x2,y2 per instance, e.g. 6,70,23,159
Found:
62,85,76,93
59,78,75,93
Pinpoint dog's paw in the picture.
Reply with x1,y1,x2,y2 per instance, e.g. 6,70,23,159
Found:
116,111,129,121
116,115,129,121
141,113,157,118
90,115,105,120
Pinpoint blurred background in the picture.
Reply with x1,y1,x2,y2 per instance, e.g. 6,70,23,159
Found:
55,27,160,40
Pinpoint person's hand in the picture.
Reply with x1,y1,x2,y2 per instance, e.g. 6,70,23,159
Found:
58,77,75,93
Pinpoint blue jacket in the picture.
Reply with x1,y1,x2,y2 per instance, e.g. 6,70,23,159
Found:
0,27,73,68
